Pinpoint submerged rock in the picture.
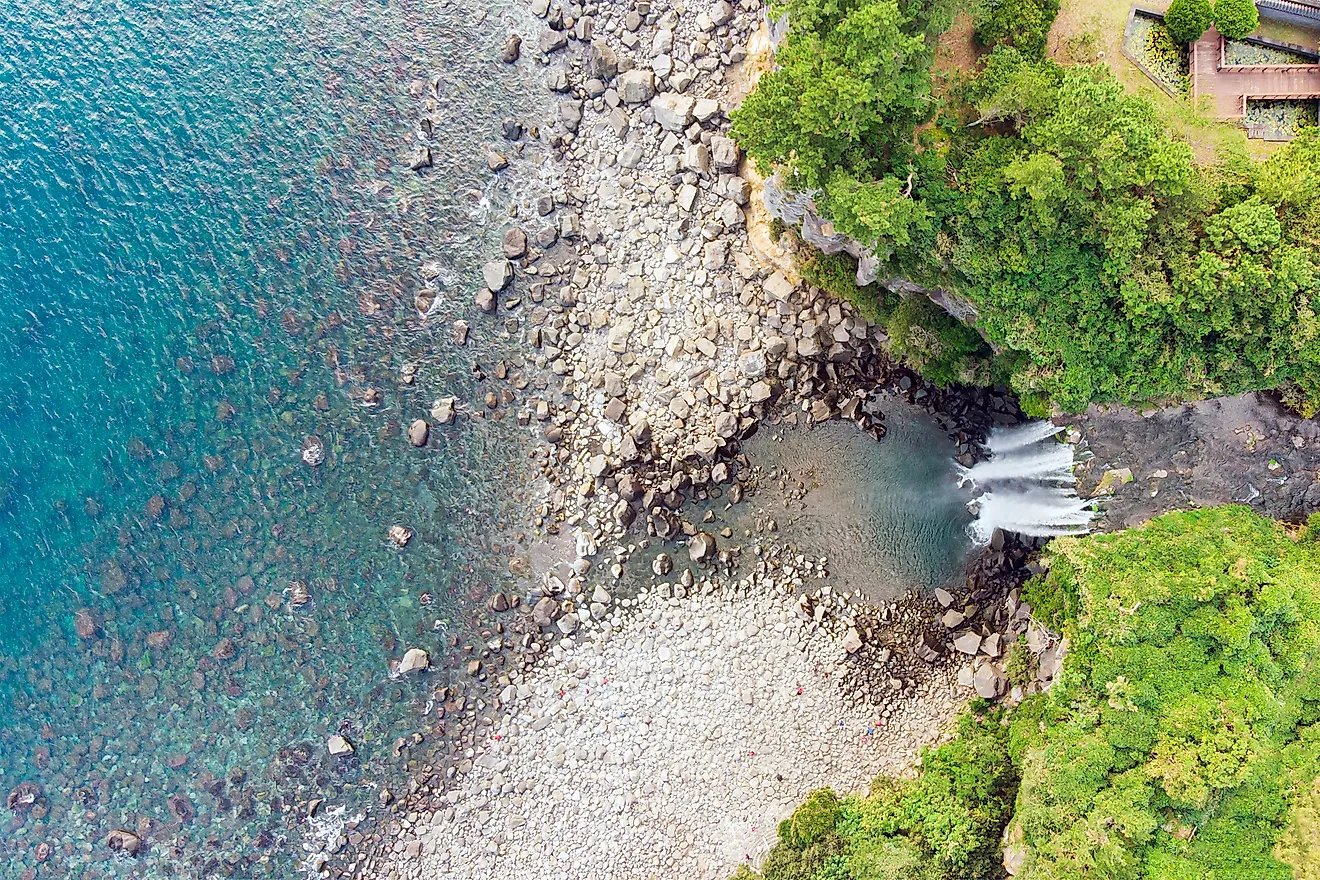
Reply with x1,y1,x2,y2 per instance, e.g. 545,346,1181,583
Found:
106,829,142,856
431,396,457,424
74,608,99,640
501,33,522,63
6,781,42,813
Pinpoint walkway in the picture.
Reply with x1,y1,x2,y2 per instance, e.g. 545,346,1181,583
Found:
1190,25,1320,119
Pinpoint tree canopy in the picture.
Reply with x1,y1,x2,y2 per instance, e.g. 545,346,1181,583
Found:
1164,0,1214,43
1213,0,1260,40
734,1,1320,414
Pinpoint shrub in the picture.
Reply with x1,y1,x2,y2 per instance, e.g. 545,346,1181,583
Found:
746,709,1018,880
1213,0,1259,39
885,294,995,387
973,0,1061,60
1165,0,1214,43
778,789,844,850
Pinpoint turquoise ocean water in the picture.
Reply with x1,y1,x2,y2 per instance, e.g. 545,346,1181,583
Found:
0,0,543,875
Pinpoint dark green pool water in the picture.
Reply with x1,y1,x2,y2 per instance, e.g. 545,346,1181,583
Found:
0,0,543,874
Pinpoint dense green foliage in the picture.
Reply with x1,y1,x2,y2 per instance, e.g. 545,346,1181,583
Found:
1213,0,1259,40
746,508,1320,880
749,710,1018,880
974,0,1060,59
734,1,1320,412
732,0,950,193
1015,507,1320,878
1164,0,1213,43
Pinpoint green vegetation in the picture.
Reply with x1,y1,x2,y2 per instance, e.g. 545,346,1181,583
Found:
1164,0,1213,44
1013,506,1320,878
733,0,1320,412
1213,0,1260,40
974,0,1061,59
739,507,1320,880
751,710,1018,880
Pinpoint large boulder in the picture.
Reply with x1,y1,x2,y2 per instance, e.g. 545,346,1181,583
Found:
618,70,656,103
407,419,429,447
586,40,618,80
689,531,717,564
399,648,430,674
483,259,513,292
651,92,695,132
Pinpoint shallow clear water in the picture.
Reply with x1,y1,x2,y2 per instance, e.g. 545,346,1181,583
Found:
737,401,975,602
0,0,544,875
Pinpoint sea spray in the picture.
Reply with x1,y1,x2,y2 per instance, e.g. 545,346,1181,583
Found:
960,422,1093,544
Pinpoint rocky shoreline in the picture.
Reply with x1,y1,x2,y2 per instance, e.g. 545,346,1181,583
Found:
324,0,1056,876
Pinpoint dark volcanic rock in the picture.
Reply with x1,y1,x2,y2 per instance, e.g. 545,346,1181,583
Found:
1070,392,1320,529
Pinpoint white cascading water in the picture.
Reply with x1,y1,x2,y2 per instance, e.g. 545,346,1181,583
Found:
958,422,1094,544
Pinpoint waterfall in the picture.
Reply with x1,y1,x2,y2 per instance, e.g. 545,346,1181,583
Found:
959,422,1093,544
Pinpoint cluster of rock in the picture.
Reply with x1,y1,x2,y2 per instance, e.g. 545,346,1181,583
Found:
462,0,935,566
371,545,961,880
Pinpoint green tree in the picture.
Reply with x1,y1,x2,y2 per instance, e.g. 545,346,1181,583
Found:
1012,506,1320,880
973,0,1061,59
1213,0,1259,39
731,0,941,190
1164,0,1214,43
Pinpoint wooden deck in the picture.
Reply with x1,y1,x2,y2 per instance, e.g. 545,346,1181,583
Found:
1191,25,1320,118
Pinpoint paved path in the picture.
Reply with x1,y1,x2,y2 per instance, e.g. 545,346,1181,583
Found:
1190,25,1320,118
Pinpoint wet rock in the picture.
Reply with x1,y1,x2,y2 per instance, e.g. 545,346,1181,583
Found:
559,98,584,132
688,532,717,564
502,227,527,259
399,648,430,674
452,320,470,345
327,735,354,757
107,829,142,856
652,553,673,576
301,435,326,467
501,33,521,63
431,396,457,424
532,596,560,627
388,525,413,548
488,592,509,612
408,419,429,447
408,145,433,171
